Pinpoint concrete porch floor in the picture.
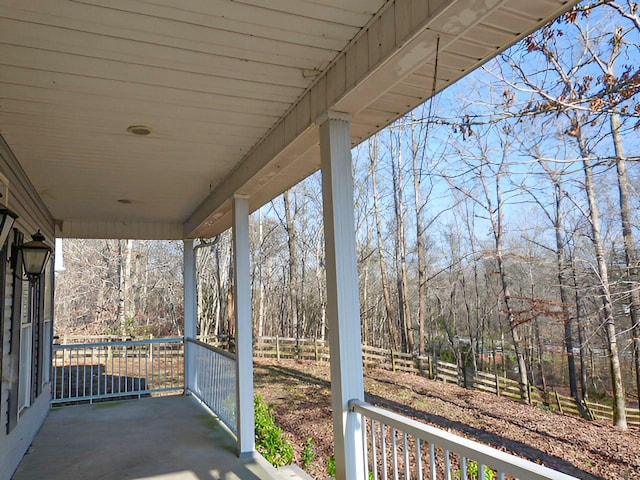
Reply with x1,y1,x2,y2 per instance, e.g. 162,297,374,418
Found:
12,395,282,480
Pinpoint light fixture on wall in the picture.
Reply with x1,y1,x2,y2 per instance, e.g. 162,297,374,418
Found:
0,203,18,250
21,230,52,281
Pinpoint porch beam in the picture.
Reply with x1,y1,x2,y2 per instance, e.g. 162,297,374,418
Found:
319,111,365,480
232,194,255,456
183,239,197,392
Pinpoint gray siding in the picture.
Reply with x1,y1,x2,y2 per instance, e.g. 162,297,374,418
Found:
0,135,54,480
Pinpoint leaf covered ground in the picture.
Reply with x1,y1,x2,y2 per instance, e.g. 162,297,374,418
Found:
254,359,640,479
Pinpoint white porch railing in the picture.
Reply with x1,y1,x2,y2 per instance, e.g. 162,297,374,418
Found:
52,338,184,404
350,400,578,480
186,337,237,433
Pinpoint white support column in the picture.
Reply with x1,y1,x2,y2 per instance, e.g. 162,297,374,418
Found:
183,239,197,392
233,194,255,456
319,111,365,480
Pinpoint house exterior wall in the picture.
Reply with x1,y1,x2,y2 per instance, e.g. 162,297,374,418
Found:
0,136,55,480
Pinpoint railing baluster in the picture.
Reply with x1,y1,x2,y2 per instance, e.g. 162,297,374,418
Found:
416,439,423,480
445,450,451,480
429,444,436,480
404,432,410,479
479,463,486,480
371,419,378,480
67,349,72,400
74,348,79,399
381,424,388,480
361,413,369,480
461,457,468,480
53,349,58,400
392,428,399,480
91,347,95,401
137,343,142,397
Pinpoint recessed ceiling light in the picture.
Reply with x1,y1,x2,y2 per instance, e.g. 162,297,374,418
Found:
118,199,133,204
127,125,152,136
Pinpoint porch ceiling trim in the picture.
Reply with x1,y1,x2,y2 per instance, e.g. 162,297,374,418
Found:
55,220,183,240
185,0,578,238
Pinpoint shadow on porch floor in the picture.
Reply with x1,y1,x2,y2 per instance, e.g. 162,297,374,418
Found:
13,395,282,480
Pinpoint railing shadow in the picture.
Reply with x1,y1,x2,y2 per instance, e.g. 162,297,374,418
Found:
53,364,149,403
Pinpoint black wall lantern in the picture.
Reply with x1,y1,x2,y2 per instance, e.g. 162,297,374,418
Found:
21,230,52,281
0,203,18,251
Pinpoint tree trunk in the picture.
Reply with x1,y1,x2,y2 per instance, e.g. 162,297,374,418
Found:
370,136,400,350
411,118,428,356
257,208,265,338
611,112,640,406
571,255,589,399
578,129,627,428
550,179,588,417
283,190,300,343
484,159,529,403
390,130,412,352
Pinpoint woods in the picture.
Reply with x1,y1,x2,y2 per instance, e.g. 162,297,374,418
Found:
55,2,640,428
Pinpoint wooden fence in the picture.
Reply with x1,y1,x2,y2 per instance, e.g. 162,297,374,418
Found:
249,336,640,428
431,358,640,427
59,333,639,427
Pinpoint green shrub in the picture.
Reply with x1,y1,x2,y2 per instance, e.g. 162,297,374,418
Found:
254,395,294,467
456,460,495,480
301,437,316,469
326,455,336,477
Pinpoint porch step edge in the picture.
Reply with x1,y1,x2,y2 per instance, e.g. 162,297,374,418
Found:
276,464,315,480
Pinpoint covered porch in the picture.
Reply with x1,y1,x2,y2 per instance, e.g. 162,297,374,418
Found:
0,1,584,479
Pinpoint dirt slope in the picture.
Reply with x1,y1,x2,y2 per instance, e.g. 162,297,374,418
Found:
254,359,640,480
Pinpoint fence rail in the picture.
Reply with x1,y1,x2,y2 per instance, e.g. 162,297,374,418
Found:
56,334,640,428
351,399,578,480
186,337,237,434
52,337,184,404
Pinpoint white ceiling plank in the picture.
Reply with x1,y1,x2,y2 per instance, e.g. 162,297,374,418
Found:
0,70,289,119
117,0,360,44
0,44,305,103
229,0,375,26
0,0,335,68
0,19,311,89
0,98,270,140
0,82,278,127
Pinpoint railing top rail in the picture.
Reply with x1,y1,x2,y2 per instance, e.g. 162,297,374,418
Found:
349,399,579,480
186,337,236,361
53,337,184,350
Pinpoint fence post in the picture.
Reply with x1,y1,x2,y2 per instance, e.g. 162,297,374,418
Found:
391,350,396,372
314,338,319,361
527,384,533,405
276,336,280,361
495,373,500,397
555,391,563,414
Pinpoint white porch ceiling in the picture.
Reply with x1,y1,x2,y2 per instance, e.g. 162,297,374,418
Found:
0,0,577,239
